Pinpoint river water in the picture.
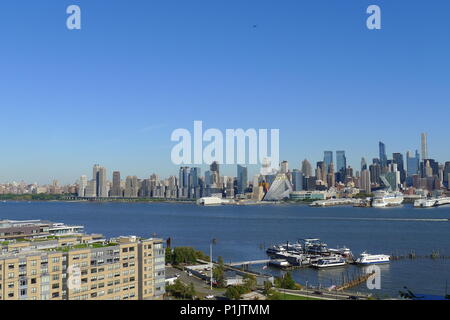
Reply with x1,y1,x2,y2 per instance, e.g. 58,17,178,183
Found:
1,201,449,298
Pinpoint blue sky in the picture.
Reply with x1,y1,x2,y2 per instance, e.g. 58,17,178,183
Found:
1,0,449,184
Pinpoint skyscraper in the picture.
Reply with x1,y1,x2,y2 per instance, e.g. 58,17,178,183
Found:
444,162,450,188
379,142,387,168
361,157,367,171
77,175,87,197
324,151,333,172
301,159,313,177
336,151,346,182
360,169,371,194
392,153,406,184
406,150,420,176
237,165,248,194
111,171,122,197
421,133,428,160
189,167,200,188
336,151,346,173
280,161,289,174
292,169,304,191
124,176,139,198
92,164,108,198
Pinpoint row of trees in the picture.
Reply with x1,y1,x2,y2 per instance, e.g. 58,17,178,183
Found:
165,247,210,265
0,194,66,201
166,279,196,299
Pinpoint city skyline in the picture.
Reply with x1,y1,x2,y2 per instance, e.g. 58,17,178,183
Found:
2,133,449,199
1,1,450,184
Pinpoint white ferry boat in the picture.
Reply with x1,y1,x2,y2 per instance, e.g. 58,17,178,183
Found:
311,256,346,268
372,191,404,208
355,252,390,265
414,197,450,208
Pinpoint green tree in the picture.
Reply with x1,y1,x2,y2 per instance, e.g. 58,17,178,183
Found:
274,272,297,290
165,248,173,265
242,274,257,292
166,279,196,299
263,281,273,295
213,256,225,287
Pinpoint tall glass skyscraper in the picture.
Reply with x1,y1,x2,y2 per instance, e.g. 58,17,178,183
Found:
336,151,346,173
237,165,248,194
379,142,387,168
406,151,419,176
323,151,333,171
292,169,304,191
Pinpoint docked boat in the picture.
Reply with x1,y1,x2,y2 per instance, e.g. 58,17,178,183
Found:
329,247,353,259
311,256,347,268
301,238,331,256
268,259,291,268
372,191,404,208
414,197,450,208
355,252,390,265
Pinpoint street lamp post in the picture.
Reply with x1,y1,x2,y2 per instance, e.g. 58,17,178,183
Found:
210,238,217,291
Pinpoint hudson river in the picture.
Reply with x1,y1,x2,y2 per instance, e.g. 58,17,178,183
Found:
1,201,449,298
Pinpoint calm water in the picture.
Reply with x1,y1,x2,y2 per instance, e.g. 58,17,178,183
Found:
1,201,450,297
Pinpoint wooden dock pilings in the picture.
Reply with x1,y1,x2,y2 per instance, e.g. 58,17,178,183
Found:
390,250,450,261
336,271,375,291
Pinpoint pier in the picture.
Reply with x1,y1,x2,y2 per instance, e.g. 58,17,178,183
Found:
227,259,282,267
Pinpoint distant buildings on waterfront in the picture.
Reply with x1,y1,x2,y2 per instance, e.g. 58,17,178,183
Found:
1,133,449,201
0,219,165,300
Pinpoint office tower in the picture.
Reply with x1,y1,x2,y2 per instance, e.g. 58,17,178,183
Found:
189,168,200,188
77,175,88,197
420,158,439,178
327,163,335,188
316,161,327,184
124,176,139,198
111,171,122,197
324,151,333,171
424,160,433,178
346,166,354,178
444,162,450,187
280,161,289,174
0,231,165,300
237,165,248,194
301,159,313,177
360,169,371,194
360,158,367,172
392,153,406,184
336,151,346,182
379,142,387,168
292,169,304,191
336,151,346,173
406,151,420,176
92,164,107,198
84,179,97,198
421,133,428,160
315,166,322,183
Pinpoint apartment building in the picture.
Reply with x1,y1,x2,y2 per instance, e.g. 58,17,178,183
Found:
0,233,165,300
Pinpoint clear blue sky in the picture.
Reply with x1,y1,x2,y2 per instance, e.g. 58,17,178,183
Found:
1,0,449,184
